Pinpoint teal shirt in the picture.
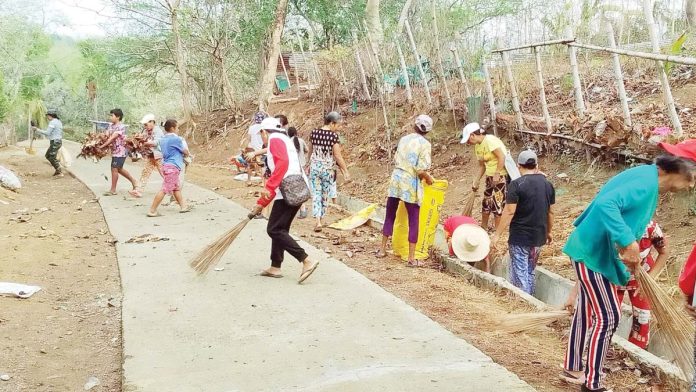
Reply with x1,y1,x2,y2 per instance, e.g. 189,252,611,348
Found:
563,165,659,286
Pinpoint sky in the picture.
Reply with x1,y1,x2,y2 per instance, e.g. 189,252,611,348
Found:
44,0,111,38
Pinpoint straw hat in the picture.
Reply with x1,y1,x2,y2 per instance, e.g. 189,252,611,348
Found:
451,224,491,262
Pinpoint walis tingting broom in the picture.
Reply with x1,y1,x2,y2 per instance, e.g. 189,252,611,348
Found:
190,212,257,275
635,267,695,379
497,310,570,333
461,191,476,217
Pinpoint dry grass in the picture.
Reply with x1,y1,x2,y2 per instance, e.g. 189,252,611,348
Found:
190,217,251,274
636,267,695,380
497,310,570,333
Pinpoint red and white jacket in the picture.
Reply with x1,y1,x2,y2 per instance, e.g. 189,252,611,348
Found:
256,132,307,207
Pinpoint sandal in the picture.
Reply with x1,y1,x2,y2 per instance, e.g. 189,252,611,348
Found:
179,206,193,213
313,225,323,233
298,262,319,284
102,191,117,196
559,367,585,385
259,270,283,278
375,250,387,258
146,211,162,217
128,189,142,198
406,260,423,268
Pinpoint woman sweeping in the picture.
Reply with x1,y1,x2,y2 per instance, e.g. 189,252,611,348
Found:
249,117,319,284
460,122,508,231
376,114,434,267
306,111,350,232
560,155,694,392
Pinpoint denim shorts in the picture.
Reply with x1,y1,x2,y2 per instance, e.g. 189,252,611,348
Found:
111,156,127,169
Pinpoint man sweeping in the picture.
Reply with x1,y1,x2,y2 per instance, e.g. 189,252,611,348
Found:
491,150,555,294
32,109,64,177
560,155,695,392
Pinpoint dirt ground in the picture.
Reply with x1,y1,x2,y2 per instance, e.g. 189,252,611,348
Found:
0,147,121,392
186,163,662,392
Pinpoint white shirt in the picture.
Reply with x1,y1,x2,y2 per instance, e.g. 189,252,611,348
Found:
248,124,264,150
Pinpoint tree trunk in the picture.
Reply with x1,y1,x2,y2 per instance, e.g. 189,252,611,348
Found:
258,0,289,112
365,0,383,54
219,56,236,110
396,0,413,34
687,0,696,26
170,1,194,125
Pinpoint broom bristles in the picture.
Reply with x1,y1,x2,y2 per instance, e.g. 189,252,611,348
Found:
462,192,476,217
190,217,251,275
497,310,569,333
636,267,695,379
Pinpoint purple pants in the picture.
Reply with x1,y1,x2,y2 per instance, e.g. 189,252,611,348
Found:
382,197,420,244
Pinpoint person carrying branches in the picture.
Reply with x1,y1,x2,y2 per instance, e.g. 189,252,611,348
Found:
99,108,140,197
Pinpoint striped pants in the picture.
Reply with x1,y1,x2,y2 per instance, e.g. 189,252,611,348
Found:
564,260,622,390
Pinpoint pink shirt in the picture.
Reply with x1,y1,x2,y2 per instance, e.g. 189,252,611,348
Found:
108,123,127,157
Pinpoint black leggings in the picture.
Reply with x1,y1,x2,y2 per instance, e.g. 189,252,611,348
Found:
267,199,308,268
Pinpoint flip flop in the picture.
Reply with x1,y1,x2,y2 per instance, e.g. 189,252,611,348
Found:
375,250,387,258
102,191,117,196
298,262,319,284
259,270,283,278
313,225,323,233
146,212,162,217
406,260,423,268
128,189,142,198
179,206,193,213
558,369,585,385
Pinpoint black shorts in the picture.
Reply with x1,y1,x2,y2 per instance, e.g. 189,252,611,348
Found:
111,156,127,169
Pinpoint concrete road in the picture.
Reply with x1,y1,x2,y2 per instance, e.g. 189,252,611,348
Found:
54,140,534,392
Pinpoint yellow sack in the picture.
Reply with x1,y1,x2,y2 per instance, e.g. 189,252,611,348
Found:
392,179,449,261
328,204,377,230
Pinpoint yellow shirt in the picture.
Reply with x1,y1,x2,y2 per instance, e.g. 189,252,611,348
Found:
475,135,507,176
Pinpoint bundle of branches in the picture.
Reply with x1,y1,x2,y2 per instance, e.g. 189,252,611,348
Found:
125,134,153,157
77,132,111,160
636,267,695,379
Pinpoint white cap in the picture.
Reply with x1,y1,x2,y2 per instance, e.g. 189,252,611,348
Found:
415,114,433,133
140,113,156,124
460,122,483,144
259,117,284,132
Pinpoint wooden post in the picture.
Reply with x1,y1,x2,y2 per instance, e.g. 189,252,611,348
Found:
354,44,372,101
279,52,291,88
297,37,318,88
290,43,302,99
404,20,432,105
450,44,472,98
566,30,586,118
482,61,498,136
500,49,524,131
431,4,453,109
396,40,413,102
533,46,553,134
606,22,632,128
643,0,683,137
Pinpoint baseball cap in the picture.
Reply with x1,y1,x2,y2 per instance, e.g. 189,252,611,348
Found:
325,111,342,124
658,139,696,163
460,122,483,144
46,109,59,117
140,113,156,124
259,117,284,132
518,149,538,165
415,114,433,133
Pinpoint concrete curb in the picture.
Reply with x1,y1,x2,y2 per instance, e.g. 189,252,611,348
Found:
335,192,689,387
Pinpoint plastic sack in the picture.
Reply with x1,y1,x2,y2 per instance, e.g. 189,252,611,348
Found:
392,179,449,261
329,204,377,230
58,146,73,168
0,165,21,191
504,152,521,180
